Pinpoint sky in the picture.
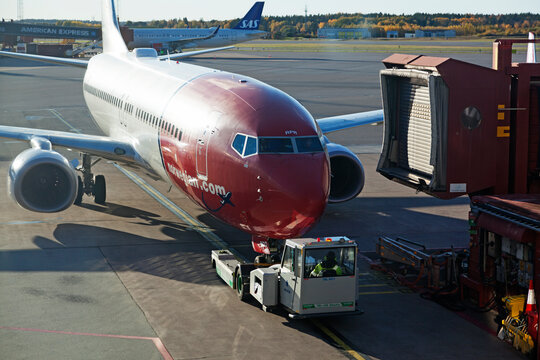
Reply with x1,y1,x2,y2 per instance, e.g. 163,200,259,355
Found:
1,0,539,22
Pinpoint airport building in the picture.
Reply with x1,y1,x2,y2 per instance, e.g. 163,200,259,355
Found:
317,28,371,39
0,21,101,41
415,29,456,38
0,21,101,56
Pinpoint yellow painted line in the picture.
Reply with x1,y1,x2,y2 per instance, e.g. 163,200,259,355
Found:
358,283,387,287
311,319,367,360
358,290,399,295
113,164,247,261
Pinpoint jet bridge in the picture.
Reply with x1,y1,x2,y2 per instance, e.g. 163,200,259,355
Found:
377,39,540,199
375,39,540,359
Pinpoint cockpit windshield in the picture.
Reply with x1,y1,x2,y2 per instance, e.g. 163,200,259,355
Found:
295,137,324,153
231,133,323,158
304,246,356,278
259,138,294,153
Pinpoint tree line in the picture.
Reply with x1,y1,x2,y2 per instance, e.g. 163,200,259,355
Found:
56,13,540,38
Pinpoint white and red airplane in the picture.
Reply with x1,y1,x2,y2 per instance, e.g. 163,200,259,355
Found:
0,0,382,255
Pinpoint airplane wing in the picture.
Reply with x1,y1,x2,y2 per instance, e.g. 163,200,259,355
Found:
316,110,383,134
0,50,88,68
0,125,146,166
165,26,221,49
158,46,235,61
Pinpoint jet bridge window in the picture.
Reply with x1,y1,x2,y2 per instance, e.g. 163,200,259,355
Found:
232,133,257,158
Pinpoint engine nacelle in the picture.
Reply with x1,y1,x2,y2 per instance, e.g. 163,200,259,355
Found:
8,148,78,212
326,142,365,203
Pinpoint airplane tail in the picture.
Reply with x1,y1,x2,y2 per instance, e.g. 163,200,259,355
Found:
101,0,128,54
527,32,537,63
233,2,264,30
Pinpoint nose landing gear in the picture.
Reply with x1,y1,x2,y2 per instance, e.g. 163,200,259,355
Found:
252,236,282,265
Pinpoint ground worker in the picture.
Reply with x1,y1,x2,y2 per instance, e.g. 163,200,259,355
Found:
310,250,343,277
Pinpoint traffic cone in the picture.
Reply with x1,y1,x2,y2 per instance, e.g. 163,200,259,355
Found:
525,280,538,342
526,280,537,313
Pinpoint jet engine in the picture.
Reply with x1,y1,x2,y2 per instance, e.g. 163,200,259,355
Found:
326,142,365,203
8,138,78,213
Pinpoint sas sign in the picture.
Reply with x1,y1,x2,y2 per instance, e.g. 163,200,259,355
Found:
239,20,259,29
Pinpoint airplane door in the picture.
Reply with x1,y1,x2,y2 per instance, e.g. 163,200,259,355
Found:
119,95,128,129
196,111,220,180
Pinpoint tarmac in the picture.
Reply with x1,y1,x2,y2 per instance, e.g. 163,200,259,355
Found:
0,44,525,359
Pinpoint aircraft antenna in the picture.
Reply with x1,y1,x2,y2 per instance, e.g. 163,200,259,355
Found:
17,0,23,20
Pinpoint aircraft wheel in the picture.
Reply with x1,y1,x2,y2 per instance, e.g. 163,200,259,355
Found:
74,176,83,205
94,175,106,204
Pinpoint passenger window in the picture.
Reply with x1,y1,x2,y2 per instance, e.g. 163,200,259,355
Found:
295,137,323,153
232,134,246,155
244,136,257,156
259,138,294,153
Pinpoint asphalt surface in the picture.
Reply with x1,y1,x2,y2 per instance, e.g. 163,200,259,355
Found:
0,44,523,360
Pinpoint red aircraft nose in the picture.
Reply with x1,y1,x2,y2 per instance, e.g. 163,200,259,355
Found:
246,152,330,239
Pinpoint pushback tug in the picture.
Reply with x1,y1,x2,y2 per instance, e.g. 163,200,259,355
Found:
212,237,362,319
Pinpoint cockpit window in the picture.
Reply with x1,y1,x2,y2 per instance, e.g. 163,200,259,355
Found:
259,138,294,153
232,133,257,158
295,136,324,153
244,136,257,156
232,133,324,158
232,134,246,155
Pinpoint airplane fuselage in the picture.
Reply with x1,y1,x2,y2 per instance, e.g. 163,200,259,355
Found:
83,50,330,239
128,28,267,50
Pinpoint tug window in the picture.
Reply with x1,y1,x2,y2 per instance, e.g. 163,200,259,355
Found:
282,246,294,272
304,247,356,278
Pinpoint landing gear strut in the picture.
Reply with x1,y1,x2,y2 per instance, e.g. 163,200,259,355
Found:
252,237,282,265
74,153,107,205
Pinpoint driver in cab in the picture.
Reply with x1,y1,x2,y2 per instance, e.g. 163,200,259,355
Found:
310,251,343,277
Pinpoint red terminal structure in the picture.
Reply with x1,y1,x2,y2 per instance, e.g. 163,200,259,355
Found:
377,39,540,357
